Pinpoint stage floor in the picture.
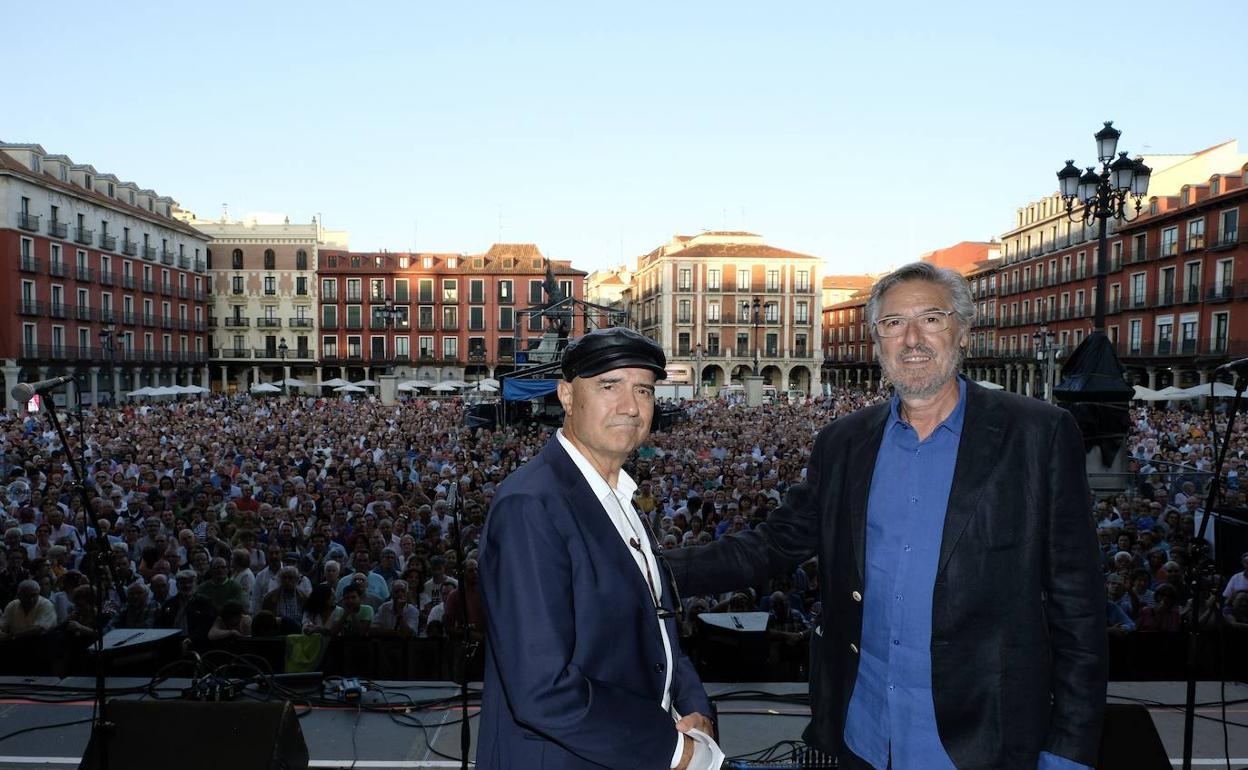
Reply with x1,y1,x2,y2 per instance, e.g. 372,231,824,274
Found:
0,678,1242,767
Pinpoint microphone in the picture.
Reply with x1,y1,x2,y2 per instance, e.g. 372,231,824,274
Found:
1215,357,1248,376
445,479,458,509
11,375,76,404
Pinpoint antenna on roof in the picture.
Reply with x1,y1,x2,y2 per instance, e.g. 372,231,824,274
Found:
220,203,229,223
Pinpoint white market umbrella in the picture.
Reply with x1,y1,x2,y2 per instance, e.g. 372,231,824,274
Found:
334,384,366,393
321,377,351,388
1155,385,1198,401
126,386,155,397
353,379,379,387
250,383,282,394
1132,385,1163,401
184,385,211,394
282,377,308,388
974,380,1004,391
480,377,500,388
470,381,499,392
397,380,428,392
430,384,457,393
1180,381,1239,398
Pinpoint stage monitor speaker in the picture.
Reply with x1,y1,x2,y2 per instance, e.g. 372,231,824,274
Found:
1097,703,1169,770
80,699,308,770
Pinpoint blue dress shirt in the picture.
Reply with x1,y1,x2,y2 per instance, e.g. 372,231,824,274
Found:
843,379,1088,770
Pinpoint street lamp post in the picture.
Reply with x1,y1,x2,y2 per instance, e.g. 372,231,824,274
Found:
694,341,703,398
1031,324,1059,403
378,296,399,377
751,296,762,377
277,338,288,396
98,323,115,406
1056,121,1152,335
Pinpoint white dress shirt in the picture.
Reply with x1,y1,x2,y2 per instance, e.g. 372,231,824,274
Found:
556,430,684,768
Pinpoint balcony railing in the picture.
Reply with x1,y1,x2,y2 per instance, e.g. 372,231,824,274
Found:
49,261,67,278
121,275,136,289
142,246,157,260
99,234,117,251
1210,229,1240,251
99,270,116,286
160,283,174,295
19,256,40,272
160,251,176,265
74,266,93,282
1184,285,1202,303
18,213,40,232
289,318,313,328
75,305,95,322
19,299,41,315
178,256,190,269
74,227,93,245
122,240,138,256
257,318,282,328
47,220,68,238
1186,234,1206,252
1156,289,1176,308
212,348,252,359
195,260,206,272
223,317,250,328
321,319,339,330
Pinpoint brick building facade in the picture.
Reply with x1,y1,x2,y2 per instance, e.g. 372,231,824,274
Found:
0,143,210,410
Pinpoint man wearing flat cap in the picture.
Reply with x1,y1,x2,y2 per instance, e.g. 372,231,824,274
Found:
479,327,719,769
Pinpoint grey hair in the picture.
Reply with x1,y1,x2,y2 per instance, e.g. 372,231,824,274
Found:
865,262,975,343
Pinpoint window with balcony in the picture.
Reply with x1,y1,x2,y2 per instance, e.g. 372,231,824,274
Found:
321,305,338,328
1186,218,1206,251
321,278,337,301
442,306,458,329
346,305,362,329
737,269,751,292
707,302,720,322
1155,320,1173,355
232,249,243,269
442,279,458,303
469,279,485,303
232,276,244,295
469,306,485,330
1161,227,1178,257
1212,312,1230,353
765,270,780,292
395,336,410,358
677,299,691,324
296,250,308,270
499,306,514,331
528,280,543,305
1218,209,1239,247
347,336,362,358
370,279,386,301
296,276,307,295
764,303,779,323
707,269,720,291
264,276,276,295
560,279,572,301
443,336,458,360
264,249,275,270
678,269,692,292
394,279,409,303
417,279,434,303
346,279,362,302
498,279,513,303
796,301,809,323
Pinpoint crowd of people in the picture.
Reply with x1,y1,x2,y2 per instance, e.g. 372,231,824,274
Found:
0,384,1242,676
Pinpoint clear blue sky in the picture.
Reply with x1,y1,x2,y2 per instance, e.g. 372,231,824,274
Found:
4,1,1245,275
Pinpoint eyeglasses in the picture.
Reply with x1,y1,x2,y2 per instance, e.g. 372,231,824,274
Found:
874,310,957,338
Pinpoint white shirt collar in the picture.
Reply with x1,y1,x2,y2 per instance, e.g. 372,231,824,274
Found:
556,429,638,503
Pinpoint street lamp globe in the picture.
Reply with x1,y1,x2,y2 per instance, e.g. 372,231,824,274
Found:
1110,152,1136,191
1094,121,1121,164
1057,161,1081,200
1130,158,1152,197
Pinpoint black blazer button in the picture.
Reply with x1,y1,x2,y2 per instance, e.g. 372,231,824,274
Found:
654,663,665,673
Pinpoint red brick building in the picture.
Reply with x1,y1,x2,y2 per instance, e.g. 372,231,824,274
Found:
0,143,210,409
994,165,1248,392
316,244,586,383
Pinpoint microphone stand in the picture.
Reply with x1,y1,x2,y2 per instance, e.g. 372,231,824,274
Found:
447,477,472,770
1180,371,1247,770
31,385,114,770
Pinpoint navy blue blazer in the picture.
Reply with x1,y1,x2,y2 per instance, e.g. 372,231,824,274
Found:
478,437,711,769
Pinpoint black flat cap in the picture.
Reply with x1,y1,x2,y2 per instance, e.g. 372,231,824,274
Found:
561,327,667,381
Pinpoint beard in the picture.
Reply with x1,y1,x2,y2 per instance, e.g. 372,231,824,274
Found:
881,343,961,401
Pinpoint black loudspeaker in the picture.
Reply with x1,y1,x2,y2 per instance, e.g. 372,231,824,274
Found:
80,699,308,770
1097,703,1170,770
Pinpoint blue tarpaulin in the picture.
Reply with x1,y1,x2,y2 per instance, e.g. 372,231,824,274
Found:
502,379,559,401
